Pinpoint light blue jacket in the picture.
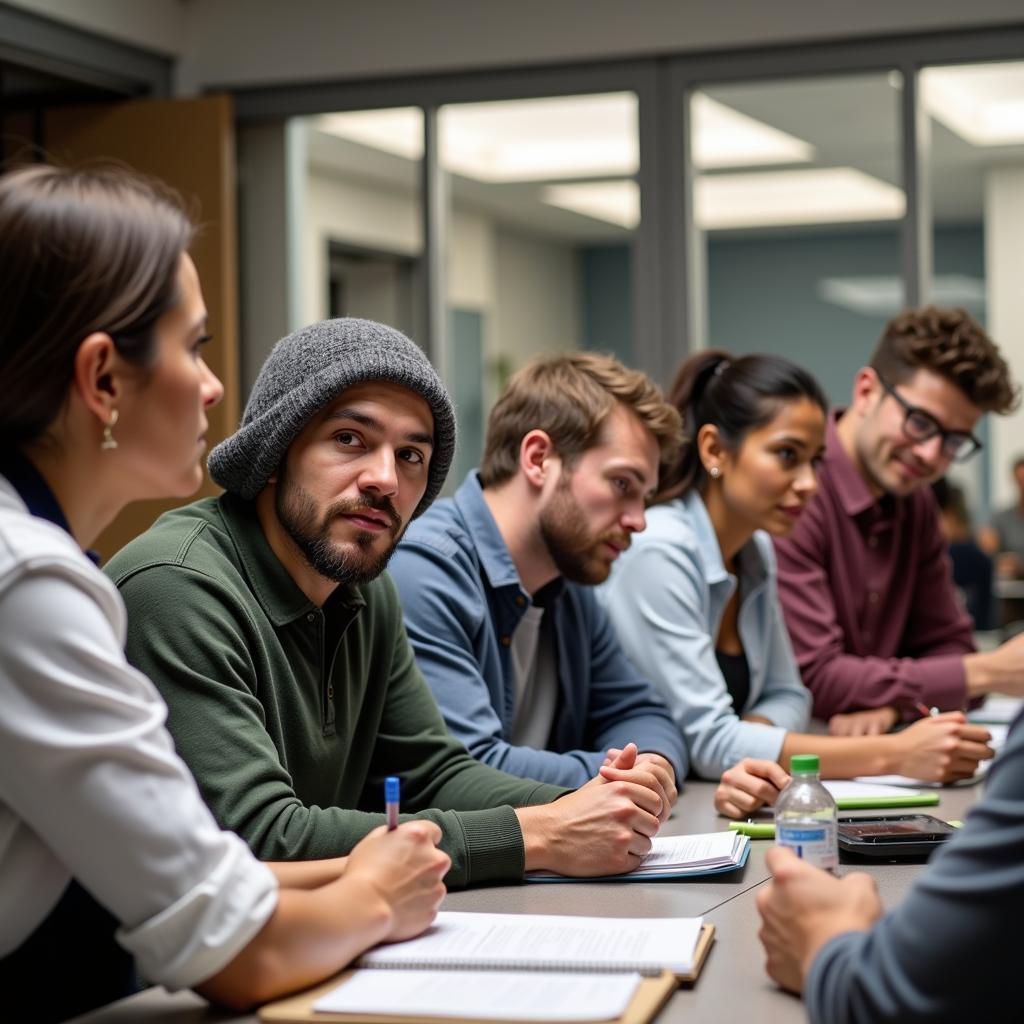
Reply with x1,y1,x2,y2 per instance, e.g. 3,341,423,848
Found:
389,473,687,788
599,490,810,778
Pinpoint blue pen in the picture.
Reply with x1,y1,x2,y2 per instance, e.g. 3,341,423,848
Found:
385,776,401,831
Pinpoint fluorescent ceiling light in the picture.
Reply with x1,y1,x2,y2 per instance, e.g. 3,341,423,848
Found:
317,108,424,161
921,62,1024,146
316,92,814,182
543,168,904,230
439,94,638,181
318,95,638,182
819,274,985,317
543,181,640,229
697,168,905,229
691,94,814,168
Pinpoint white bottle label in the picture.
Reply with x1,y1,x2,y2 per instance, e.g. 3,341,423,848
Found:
777,823,837,870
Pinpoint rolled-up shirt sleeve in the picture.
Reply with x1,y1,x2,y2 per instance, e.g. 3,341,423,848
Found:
0,564,277,990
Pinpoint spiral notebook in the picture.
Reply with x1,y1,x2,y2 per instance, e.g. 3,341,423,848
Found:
354,912,707,976
524,831,749,882
259,912,712,1024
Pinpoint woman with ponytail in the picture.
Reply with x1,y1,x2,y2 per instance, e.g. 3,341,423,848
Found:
601,350,993,818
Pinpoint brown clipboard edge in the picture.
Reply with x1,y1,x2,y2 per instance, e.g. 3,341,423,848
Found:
258,924,715,1024
677,922,715,986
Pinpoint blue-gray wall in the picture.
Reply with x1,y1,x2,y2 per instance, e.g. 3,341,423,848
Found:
579,244,633,366
579,225,984,406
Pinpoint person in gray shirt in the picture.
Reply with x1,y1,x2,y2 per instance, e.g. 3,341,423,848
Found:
757,708,1024,1022
980,454,1024,579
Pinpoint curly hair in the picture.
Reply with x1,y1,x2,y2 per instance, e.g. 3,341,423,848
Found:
478,351,683,488
870,306,1019,414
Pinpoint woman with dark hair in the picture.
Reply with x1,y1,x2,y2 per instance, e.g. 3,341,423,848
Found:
0,164,448,1022
601,350,993,818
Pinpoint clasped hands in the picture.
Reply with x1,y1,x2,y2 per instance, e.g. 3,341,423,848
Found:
598,743,678,824
514,742,678,877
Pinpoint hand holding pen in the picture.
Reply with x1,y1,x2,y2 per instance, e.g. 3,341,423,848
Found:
894,710,993,783
337,774,450,942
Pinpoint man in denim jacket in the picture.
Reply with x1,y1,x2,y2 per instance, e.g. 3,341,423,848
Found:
390,353,687,800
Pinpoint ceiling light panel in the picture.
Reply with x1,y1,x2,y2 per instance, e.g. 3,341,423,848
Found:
317,108,424,160
543,181,639,228
921,62,1024,147
544,168,904,231
696,167,905,229
439,93,638,182
691,94,815,168
318,95,638,181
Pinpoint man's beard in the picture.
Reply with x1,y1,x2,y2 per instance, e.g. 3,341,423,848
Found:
538,475,630,586
275,473,403,586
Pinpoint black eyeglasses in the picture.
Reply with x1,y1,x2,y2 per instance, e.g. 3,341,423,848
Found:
878,378,982,462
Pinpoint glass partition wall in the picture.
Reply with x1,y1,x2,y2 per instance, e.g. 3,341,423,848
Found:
690,73,903,405
235,27,1024,507
919,60,1024,520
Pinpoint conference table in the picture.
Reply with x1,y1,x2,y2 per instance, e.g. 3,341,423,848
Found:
70,778,986,1024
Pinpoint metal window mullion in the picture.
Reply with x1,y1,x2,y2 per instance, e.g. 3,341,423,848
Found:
634,61,693,390
899,63,932,309
632,64,663,380
421,104,449,378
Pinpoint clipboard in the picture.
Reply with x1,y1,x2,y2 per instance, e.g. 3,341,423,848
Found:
258,924,715,1024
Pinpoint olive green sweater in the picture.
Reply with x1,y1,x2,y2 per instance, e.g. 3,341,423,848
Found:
105,494,565,887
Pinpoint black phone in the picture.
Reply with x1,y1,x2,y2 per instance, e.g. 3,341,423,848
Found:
837,814,957,862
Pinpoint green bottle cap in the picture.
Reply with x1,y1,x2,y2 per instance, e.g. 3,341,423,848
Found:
790,754,820,774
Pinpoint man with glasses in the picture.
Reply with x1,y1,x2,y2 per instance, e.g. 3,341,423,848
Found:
775,306,1024,736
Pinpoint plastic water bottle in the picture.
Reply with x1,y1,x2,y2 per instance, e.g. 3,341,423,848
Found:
775,754,838,873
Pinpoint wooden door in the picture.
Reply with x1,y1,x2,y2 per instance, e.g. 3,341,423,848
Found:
44,95,239,561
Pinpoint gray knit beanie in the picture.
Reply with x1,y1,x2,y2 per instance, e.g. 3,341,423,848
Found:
208,318,456,517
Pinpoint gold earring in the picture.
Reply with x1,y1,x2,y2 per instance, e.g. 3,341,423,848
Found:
709,466,721,479
101,409,119,451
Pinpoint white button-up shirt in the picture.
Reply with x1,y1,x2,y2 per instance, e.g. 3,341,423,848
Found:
0,477,277,990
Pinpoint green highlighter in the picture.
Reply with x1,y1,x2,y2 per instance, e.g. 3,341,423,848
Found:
833,793,940,810
729,812,961,840
728,821,777,839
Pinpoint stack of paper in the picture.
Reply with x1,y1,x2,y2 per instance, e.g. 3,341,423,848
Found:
525,831,749,882
968,695,1023,725
312,969,644,1020
357,911,705,977
262,913,712,1022
849,770,986,789
823,780,940,806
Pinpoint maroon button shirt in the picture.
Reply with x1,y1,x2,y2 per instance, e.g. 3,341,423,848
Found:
774,411,973,718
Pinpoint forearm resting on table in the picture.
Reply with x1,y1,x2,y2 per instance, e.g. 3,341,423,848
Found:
779,733,893,778
195,874,390,1010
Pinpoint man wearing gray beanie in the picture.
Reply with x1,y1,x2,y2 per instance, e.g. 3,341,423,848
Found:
106,318,669,888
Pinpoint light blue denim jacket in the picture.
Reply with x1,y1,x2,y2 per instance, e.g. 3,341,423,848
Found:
389,472,687,788
599,490,810,778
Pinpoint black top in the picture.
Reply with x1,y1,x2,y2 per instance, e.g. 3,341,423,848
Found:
715,647,751,716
